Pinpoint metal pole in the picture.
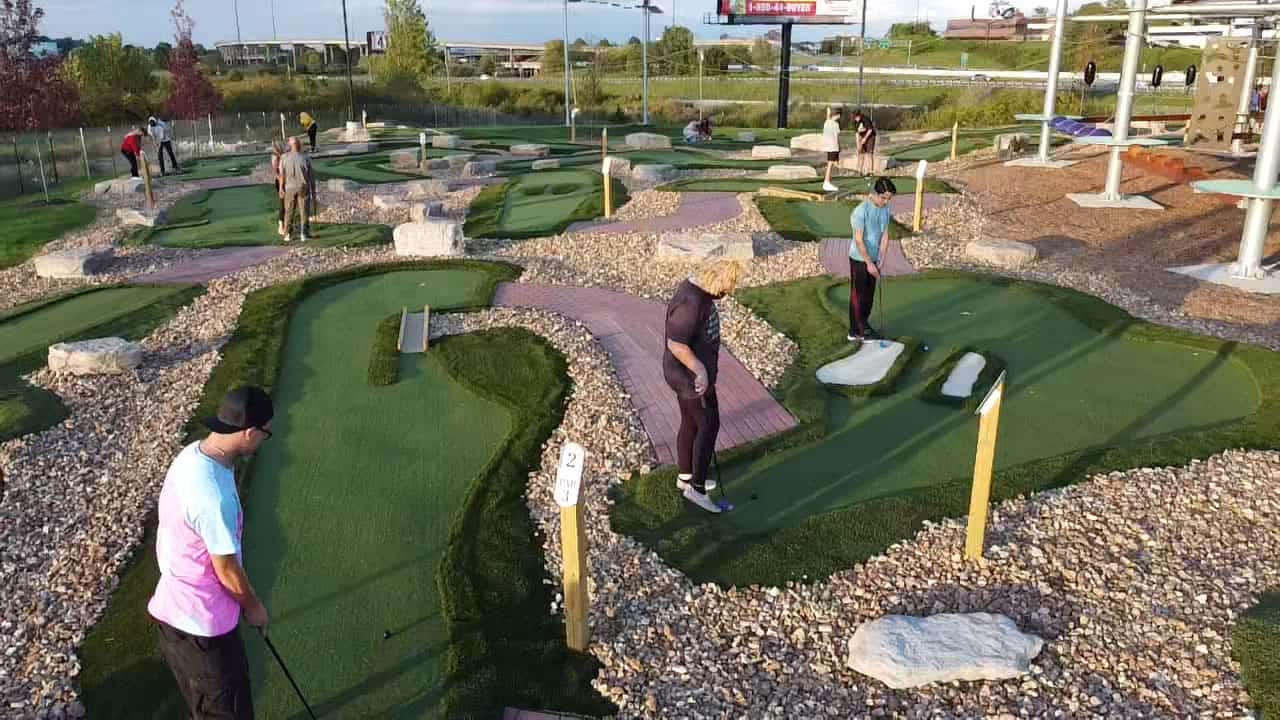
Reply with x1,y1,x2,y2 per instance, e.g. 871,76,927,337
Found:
698,48,704,122
642,1,651,124
1235,35,1280,279
12,137,24,194
1038,0,1068,162
857,0,867,107
1102,0,1147,201
234,0,242,44
108,127,117,176
208,114,214,147
564,0,572,126
271,0,277,40
47,132,58,184
342,0,355,122
777,23,792,129
33,140,49,204
79,128,90,177
1231,24,1262,156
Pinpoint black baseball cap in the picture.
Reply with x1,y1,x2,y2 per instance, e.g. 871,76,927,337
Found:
203,386,274,435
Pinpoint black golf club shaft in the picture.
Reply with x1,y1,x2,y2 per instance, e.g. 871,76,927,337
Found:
258,628,318,719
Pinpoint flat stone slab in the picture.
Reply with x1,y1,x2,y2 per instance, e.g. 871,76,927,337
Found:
942,352,987,398
1167,262,1280,295
790,133,827,153
48,337,143,376
768,164,819,180
135,247,287,285
510,143,550,157
33,247,114,279
404,179,450,199
116,208,167,227
1003,157,1078,169
531,158,561,170
431,134,462,149
847,613,1044,689
632,163,676,183
656,232,754,261
389,148,420,169
394,220,465,257
1067,192,1164,210
966,238,1038,269
817,341,904,387
94,177,144,195
324,179,360,192
424,158,452,171
752,145,792,160
625,132,672,150
410,201,445,222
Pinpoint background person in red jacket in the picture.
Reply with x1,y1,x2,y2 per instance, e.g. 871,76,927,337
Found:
121,127,145,178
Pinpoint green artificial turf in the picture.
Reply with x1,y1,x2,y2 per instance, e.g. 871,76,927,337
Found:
130,184,391,248
658,175,955,195
312,148,479,184
1235,591,1280,718
499,147,792,176
367,312,401,386
0,285,202,442
612,272,1278,587
80,260,611,719
0,178,99,269
755,197,912,242
172,154,263,181
888,124,1067,162
464,169,630,240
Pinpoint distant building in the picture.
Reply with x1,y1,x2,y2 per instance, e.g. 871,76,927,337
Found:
32,41,59,58
944,15,1029,41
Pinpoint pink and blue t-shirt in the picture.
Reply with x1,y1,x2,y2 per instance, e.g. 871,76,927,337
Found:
147,442,244,637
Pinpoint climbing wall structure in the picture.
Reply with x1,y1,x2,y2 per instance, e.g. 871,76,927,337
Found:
1186,39,1251,150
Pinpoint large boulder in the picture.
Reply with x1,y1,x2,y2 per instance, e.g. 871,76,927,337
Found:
404,179,450,199
531,158,561,171
431,134,462,149
48,338,143,376
372,194,411,210
752,145,793,160
94,177,144,195
768,165,819,180
736,131,757,143
33,248,113,279
510,143,550,157
789,133,828,152
446,153,476,169
462,160,498,178
603,157,632,178
389,148,420,170
625,132,672,150
410,201,446,222
656,232,754,262
393,220,465,257
847,613,1044,689
838,154,899,173
325,179,360,193
632,164,676,183
115,208,167,228
966,238,1038,269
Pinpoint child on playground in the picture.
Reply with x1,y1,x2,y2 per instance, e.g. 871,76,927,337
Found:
847,177,897,342
822,107,842,192
852,111,877,176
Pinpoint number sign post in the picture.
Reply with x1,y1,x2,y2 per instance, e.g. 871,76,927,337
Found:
912,159,929,233
965,371,1007,560
555,442,590,651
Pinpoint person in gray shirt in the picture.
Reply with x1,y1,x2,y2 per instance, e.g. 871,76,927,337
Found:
279,137,315,242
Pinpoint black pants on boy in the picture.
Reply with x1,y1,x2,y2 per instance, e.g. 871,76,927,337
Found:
122,150,139,177
159,141,179,174
849,258,878,336
156,621,254,720
675,389,720,493
306,124,317,151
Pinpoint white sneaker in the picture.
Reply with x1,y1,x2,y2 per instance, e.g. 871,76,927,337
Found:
300,234,310,243
683,486,722,514
676,475,717,492
823,181,839,192
278,221,285,236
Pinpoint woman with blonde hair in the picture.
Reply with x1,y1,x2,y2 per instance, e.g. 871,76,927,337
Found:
270,141,286,236
662,258,743,513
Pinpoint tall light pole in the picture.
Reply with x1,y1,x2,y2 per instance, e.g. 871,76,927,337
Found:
564,0,573,126
341,0,355,122
698,47,704,121
270,0,277,41
643,0,651,124
234,0,242,44
857,0,867,107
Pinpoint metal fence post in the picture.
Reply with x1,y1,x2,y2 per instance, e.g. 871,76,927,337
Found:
79,128,90,177
107,127,117,176
47,132,58,184
12,137,24,194
33,140,50,203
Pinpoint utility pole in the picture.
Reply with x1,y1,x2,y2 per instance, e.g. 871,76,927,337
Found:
234,0,242,44
271,0,277,41
564,0,573,126
858,0,867,107
698,48,705,121
642,0,651,124
341,0,355,122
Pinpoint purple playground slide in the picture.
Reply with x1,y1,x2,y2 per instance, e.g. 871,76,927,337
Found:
1051,116,1111,138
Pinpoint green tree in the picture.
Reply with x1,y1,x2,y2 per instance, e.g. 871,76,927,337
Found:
542,39,565,75
888,22,934,38
153,41,173,68
64,34,156,121
372,0,439,88
750,37,777,70
702,45,728,71
655,26,695,75
478,54,497,76
597,38,613,48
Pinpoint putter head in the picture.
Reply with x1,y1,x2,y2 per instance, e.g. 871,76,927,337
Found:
717,498,734,512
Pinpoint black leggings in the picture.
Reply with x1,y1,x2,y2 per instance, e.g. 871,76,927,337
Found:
159,141,179,174
307,124,318,150
122,150,139,177
849,258,877,336
275,179,285,222
675,389,720,492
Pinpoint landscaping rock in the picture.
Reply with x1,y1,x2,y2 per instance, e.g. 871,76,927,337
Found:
462,160,498,178
410,201,445,222
531,158,561,171
424,158,451,171
389,148,420,170
325,179,360,193
656,232,754,262
838,154,899,172
510,143,550,157
115,208,168,228
603,157,632,178
47,338,143,376
393,220,465,257
736,131,757,143
404,179,450,199
372,195,411,210
768,165,819,180
94,177,144,195
625,132,672,150
631,164,676,183
446,153,476,169
789,133,828,152
846,613,1044,689
752,145,792,160
33,247,113,278
344,142,374,154
431,134,462,149
966,238,1038,269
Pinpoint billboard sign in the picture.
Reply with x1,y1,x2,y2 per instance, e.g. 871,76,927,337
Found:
717,0,857,24
367,31,388,54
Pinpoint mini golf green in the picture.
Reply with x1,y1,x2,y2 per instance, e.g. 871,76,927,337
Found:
755,197,911,242
131,185,391,248
0,179,99,269
312,148,480,185
79,263,612,720
464,169,629,240
613,272,1277,587
172,154,263,182
658,175,955,195
888,124,1065,162
498,147,789,175
0,285,201,441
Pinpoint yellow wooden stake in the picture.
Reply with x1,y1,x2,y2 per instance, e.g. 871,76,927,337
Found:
950,121,959,161
422,305,430,352
912,185,925,233
965,372,1006,561
601,128,608,162
603,172,613,218
139,150,156,210
561,502,590,651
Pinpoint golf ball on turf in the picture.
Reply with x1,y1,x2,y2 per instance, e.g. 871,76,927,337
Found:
383,630,392,640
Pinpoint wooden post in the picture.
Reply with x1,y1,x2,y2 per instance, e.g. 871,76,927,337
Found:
602,158,613,219
950,120,959,161
422,305,430,352
12,137,24,194
555,442,589,651
601,128,607,163
965,371,1006,561
912,159,928,233
79,128,91,177
139,150,156,210
47,133,58,184
33,140,49,203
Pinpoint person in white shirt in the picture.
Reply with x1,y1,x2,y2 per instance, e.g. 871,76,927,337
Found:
822,107,843,192
148,116,180,176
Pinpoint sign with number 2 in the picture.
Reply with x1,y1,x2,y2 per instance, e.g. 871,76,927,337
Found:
554,442,586,508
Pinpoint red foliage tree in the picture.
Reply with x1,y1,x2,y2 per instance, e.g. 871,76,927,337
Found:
164,0,222,120
0,0,79,130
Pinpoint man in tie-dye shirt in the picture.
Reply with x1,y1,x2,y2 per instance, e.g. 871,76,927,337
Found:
148,386,275,719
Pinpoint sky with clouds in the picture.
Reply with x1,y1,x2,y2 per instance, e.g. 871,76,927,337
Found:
38,1,1094,49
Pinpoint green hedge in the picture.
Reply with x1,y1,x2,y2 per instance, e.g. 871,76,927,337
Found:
367,312,402,386
1235,591,1280,718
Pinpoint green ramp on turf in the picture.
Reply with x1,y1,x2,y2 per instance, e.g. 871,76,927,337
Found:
0,178,99,269
612,273,1273,588
658,175,955,195
464,169,629,240
130,184,391,248
0,285,201,441
756,197,911,242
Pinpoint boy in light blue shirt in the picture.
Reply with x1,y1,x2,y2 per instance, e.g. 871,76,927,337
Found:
848,176,897,341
